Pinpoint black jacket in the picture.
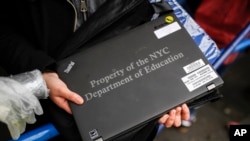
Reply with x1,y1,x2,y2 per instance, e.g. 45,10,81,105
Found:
0,0,155,74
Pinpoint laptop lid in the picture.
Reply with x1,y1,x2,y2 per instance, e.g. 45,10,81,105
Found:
57,12,223,141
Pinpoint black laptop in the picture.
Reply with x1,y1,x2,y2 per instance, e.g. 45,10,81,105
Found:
57,12,223,141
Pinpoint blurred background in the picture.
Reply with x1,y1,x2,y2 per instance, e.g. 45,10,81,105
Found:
155,0,250,140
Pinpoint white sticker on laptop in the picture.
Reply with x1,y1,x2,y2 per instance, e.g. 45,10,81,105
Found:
154,21,181,39
181,65,218,92
183,59,205,74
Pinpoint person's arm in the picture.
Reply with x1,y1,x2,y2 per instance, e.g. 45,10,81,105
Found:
0,5,83,115
0,1,55,74
0,31,84,113
0,35,84,113
0,27,55,74
0,70,46,140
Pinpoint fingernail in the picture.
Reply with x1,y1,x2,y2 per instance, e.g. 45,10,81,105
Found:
177,107,181,111
76,95,84,104
171,109,176,114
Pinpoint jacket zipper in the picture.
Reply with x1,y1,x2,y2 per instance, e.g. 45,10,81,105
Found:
67,0,88,31
67,0,143,33
80,0,88,21
67,0,78,31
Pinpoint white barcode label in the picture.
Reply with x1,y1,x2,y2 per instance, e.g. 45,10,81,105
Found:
183,59,205,73
181,65,218,92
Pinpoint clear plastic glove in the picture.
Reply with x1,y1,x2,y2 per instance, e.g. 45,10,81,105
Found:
11,69,49,99
0,70,48,140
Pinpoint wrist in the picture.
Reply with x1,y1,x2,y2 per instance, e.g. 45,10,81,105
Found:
11,70,49,99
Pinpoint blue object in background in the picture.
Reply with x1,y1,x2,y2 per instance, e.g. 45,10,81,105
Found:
213,23,250,70
176,0,186,5
9,123,59,141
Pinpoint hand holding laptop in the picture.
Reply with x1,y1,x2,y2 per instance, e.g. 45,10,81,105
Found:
42,72,84,114
158,104,190,128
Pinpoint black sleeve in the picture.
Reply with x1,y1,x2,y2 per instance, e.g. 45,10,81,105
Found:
0,1,55,74
0,26,56,74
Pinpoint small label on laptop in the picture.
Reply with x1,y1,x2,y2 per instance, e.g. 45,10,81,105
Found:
154,21,181,39
89,129,99,140
181,65,218,92
183,59,205,73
